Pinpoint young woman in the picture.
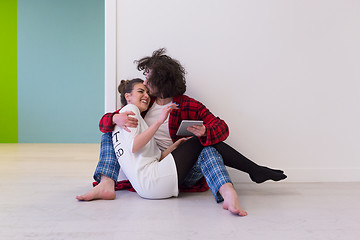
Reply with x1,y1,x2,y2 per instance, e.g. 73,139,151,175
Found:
77,78,248,216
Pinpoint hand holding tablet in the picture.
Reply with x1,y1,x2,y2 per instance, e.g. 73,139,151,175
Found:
176,120,204,136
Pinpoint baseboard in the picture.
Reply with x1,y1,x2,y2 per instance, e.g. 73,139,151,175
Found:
228,168,360,183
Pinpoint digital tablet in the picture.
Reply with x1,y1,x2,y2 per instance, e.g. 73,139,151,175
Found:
176,120,203,136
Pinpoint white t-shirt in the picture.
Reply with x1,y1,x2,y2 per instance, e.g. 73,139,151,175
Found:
144,101,174,151
112,104,178,199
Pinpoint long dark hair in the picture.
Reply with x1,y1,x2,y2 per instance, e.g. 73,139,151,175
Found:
135,48,186,98
118,78,144,106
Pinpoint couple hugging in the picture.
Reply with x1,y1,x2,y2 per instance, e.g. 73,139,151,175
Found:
77,48,287,216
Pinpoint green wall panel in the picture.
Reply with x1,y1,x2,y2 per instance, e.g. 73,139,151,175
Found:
0,0,18,143
17,0,104,143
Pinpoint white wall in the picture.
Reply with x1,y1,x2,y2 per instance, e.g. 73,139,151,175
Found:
107,0,360,182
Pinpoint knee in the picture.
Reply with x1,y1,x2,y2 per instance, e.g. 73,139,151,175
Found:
201,146,217,155
199,146,221,161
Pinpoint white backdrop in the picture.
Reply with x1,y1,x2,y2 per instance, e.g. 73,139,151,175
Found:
106,0,360,182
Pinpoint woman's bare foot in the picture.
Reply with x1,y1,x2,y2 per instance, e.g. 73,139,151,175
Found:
219,183,247,216
76,176,116,201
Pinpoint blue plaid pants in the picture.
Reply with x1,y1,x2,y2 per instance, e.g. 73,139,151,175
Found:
94,133,232,202
182,146,232,202
93,132,120,183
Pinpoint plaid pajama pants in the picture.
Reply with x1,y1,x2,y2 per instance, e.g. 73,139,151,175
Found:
182,146,232,203
93,132,120,183
94,132,232,203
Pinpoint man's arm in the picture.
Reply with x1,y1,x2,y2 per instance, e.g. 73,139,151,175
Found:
99,112,117,133
196,103,229,146
99,110,139,133
169,95,229,146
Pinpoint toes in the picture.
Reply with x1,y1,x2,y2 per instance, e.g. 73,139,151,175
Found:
77,194,92,201
238,210,248,216
229,207,240,215
75,196,83,201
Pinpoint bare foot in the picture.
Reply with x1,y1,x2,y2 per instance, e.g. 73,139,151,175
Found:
76,177,116,201
219,183,247,216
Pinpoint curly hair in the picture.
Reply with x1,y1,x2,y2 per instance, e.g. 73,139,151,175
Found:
135,48,186,98
118,78,144,106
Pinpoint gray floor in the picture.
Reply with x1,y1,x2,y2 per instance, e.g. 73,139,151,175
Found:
1,144,359,240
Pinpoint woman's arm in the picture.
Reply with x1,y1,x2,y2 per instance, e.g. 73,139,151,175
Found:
132,120,162,153
160,137,189,160
132,103,178,153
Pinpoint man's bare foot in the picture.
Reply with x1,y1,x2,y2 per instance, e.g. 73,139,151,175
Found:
76,176,116,201
219,183,248,216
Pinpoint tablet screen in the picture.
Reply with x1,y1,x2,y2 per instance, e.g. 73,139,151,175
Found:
176,120,203,136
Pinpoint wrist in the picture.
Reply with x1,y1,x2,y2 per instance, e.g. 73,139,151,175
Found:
111,113,117,125
169,144,176,153
155,120,163,127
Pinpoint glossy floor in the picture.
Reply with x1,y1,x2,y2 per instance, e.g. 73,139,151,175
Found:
0,144,359,240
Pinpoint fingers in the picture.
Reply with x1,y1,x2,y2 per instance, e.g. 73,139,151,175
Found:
125,114,138,129
122,118,137,131
125,111,138,123
186,127,199,136
124,118,137,130
162,103,179,116
168,103,179,111
188,125,200,130
113,111,138,127
124,126,131,133
187,125,206,137
180,137,192,141
127,116,138,124
124,111,136,116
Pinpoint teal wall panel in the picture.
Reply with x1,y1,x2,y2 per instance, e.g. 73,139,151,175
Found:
18,0,104,143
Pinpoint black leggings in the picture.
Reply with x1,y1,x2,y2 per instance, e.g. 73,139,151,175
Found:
171,137,204,187
171,137,276,186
